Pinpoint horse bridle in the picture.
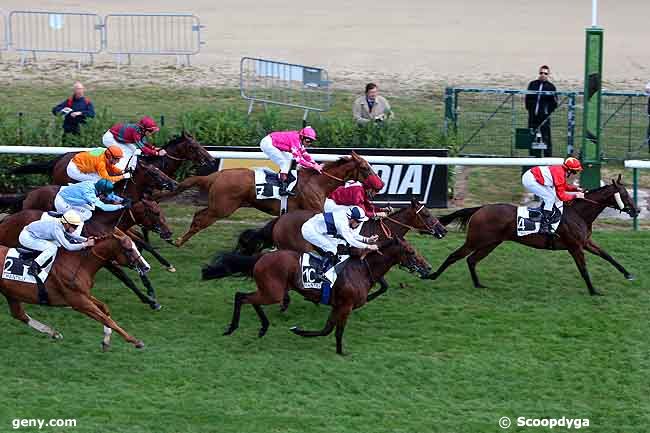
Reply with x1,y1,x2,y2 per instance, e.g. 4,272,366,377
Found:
378,205,437,238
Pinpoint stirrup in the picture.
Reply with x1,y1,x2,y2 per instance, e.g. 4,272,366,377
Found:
28,262,41,277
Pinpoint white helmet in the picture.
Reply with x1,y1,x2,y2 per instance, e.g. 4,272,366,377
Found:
346,206,368,222
645,82,650,95
61,210,82,226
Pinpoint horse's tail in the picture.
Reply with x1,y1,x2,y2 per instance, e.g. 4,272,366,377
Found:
0,193,25,213
154,175,207,201
234,218,278,255
10,155,62,176
438,206,482,231
201,253,262,280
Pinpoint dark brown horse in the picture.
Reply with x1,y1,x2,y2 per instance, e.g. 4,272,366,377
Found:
0,228,149,350
0,202,171,309
203,237,431,355
428,176,638,295
156,152,377,247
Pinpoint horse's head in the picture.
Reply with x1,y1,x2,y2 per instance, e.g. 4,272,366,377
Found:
380,237,431,278
404,198,447,239
609,174,639,218
135,162,178,192
93,229,151,275
323,152,376,183
131,199,173,241
165,132,216,168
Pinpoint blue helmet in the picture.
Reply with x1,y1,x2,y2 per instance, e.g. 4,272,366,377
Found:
95,179,114,195
346,206,368,222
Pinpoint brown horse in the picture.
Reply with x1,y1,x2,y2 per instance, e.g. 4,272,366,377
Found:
0,203,171,309
428,176,638,295
0,228,149,350
233,199,447,307
157,152,377,247
203,237,431,355
10,133,212,186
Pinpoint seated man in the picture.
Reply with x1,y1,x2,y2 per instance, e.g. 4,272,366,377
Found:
352,83,394,126
301,206,379,279
324,174,392,219
53,179,129,237
18,210,95,297
66,146,130,183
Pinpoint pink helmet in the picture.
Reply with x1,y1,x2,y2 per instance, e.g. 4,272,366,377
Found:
299,126,317,141
362,175,384,191
138,116,160,133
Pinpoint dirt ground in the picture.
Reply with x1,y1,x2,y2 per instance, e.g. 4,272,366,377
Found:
1,0,649,94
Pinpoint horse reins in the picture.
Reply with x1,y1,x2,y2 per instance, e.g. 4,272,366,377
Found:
379,205,435,237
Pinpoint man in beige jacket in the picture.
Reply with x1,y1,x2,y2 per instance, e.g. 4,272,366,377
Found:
353,83,393,126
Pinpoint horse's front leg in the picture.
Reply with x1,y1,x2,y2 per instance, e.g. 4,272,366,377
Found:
584,239,635,281
567,246,601,296
105,263,160,309
367,277,389,302
133,237,176,272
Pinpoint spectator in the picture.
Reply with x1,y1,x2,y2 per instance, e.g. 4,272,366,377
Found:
353,83,393,126
524,66,558,157
645,82,650,151
52,82,95,142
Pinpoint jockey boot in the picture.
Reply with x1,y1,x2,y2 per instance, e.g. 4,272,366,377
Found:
318,252,339,280
538,209,554,234
278,173,295,197
27,261,41,277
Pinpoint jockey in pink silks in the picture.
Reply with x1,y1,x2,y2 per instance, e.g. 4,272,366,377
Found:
259,126,323,196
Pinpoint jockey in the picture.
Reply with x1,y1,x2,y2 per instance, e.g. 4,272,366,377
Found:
66,146,130,183
259,126,324,196
102,116,166,171
324,174,392,219
19,209,95,293
521,156,585,234
301,206,379,278
53,179,129,237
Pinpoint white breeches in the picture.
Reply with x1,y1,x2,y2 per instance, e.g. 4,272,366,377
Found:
522,171,557,211
53,194,91,237
102,130,138,171
260,135,292,173
301,223,344,254
18,231,58,266
66,160,101,183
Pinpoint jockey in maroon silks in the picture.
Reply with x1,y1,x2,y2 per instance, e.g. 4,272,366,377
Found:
324,174,392,219
102,116,166,171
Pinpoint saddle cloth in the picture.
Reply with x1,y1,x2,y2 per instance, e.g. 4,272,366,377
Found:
300,252,350,304
516,205,563,237
2,248,57,284
254,168,298,200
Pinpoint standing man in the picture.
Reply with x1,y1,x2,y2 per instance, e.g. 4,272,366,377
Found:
645,82,650,151
353,83,393,126
525,66,558,157
52,82,95,143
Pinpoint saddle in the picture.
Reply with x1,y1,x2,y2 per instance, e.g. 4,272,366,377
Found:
516,204,563,237
254,168,298,199
300,252,349,305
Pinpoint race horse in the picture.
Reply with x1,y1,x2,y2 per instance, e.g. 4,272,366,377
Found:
156,152,377,247
428,176,638,295
10,132,213,187
0,201,172,309
203,237,432,355
233,198,448,306
0,228,150,350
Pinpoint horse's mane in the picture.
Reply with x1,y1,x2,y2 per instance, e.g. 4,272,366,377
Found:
163,132,194,149
585,183,616,195
322,156,352,169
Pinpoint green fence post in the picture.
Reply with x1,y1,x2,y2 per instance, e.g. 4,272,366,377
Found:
444,87,457,136
633,167,639,231
567,93,576,155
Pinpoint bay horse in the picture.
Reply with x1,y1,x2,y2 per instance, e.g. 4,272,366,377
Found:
0,228,150,350
156,152,377,247
0,201,171,309
203,237,432,355
428,175,638,295
233,198,447,307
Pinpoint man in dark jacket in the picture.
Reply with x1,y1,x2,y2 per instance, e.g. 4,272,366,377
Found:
645,82,650,152
525,65,558,157
52,82,95,142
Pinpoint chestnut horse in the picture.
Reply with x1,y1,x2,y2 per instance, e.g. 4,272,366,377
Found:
0,228,150,350
156,152,377,247
203,237,431,355
428,176,638,295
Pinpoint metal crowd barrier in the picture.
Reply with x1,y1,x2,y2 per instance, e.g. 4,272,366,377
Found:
0,11,8,54
8,10,103,64
104,13,204,66
240,57,332,120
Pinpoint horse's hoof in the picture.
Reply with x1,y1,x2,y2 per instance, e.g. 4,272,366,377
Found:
424,273,438,280
258,327,268,338
590,290,604,296
625,274,636,281
52,332,63,340
475,284,487,289
223,326,237,336
173,239,183,248
150,302,162,311
134,340,145,349
101,342,111,352
167,266,177,273
289,326,301,335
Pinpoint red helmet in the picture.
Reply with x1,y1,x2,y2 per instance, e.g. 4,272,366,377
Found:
299,126,317,141
362,175,384,191
138,116,160,133
563,157,583,172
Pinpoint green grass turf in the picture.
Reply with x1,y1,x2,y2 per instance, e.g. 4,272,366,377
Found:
0,204,648,433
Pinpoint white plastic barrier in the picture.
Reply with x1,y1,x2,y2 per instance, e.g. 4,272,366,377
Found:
624,160,650,230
